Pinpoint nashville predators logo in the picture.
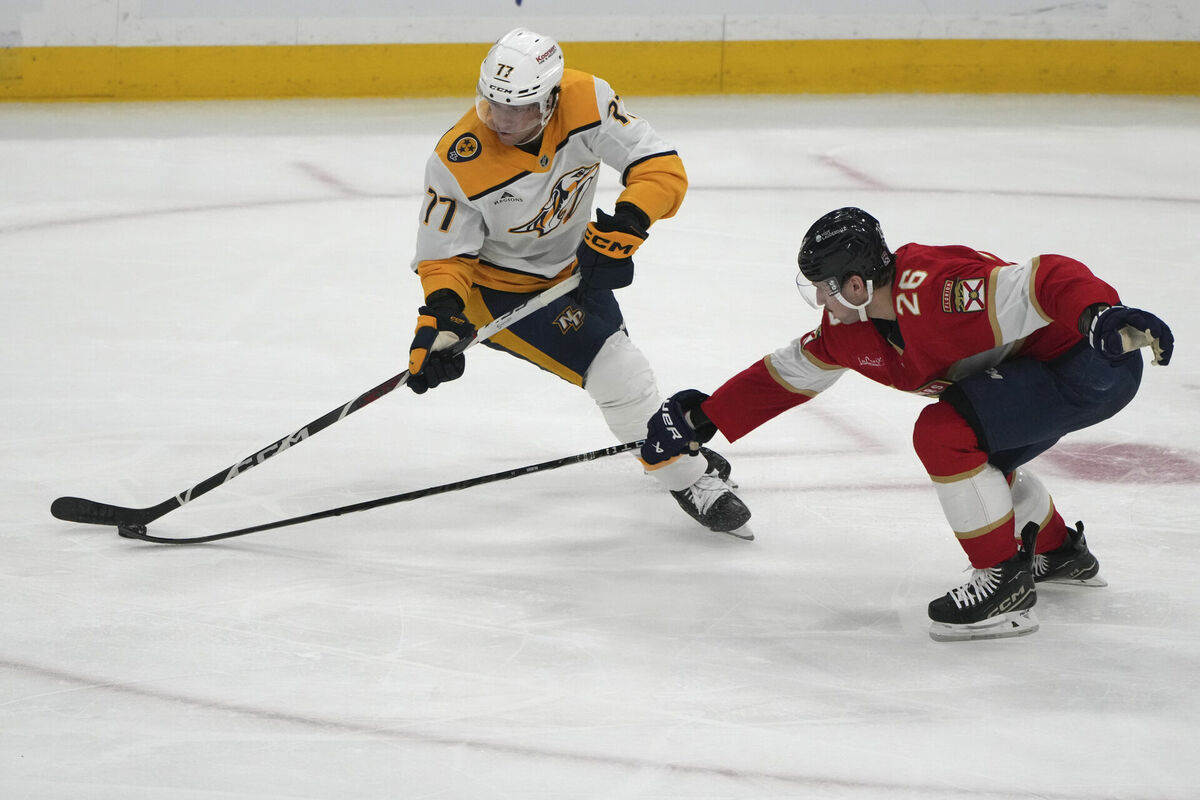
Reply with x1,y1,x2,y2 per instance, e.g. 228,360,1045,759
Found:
553,305,586,333
448,133,481,163
509,163,600,237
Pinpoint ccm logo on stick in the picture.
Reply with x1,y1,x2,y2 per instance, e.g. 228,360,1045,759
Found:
226,428,310,480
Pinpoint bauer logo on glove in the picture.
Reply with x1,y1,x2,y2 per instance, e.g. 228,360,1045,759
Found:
641,390,713,467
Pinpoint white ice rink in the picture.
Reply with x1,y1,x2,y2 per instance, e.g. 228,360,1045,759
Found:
2,93,1198,799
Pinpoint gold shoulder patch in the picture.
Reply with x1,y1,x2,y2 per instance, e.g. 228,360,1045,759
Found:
448,133,481,163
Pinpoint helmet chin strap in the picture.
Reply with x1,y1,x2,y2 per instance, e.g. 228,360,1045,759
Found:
833,279,875,322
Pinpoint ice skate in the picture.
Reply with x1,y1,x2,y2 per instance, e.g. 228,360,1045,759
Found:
928,523,1039,642
1034,521,1107,587
671,452,752,539
699,446,734,486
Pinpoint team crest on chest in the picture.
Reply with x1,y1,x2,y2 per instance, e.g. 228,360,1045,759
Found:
508,163,600,237
448,133,481,162
942,278,987,313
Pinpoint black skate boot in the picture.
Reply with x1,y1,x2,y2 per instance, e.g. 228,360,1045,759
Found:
671,453,752,539
1033,521,1106,587
928,522,1039,642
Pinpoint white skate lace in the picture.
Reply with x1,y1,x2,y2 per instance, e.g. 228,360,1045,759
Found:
948,567,1002,609
683,473,730,515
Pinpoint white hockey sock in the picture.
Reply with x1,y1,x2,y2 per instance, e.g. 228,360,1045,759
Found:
932,462,1014,540
584,332,706,492
1009,466,1054,534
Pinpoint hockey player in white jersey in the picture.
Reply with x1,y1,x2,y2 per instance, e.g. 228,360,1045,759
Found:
405,28,751,536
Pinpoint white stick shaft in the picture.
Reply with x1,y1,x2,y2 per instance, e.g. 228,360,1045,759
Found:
467,272,582,349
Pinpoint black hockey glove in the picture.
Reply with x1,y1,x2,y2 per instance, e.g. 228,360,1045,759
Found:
641,389,717,466
408,289,476,394
575,203,649,292
1085,304,1174,366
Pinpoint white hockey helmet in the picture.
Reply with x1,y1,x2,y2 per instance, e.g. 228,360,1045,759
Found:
475,28,565,145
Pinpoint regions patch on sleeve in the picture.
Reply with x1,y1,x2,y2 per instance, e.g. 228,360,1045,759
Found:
448,133,481,163
942,277,987,313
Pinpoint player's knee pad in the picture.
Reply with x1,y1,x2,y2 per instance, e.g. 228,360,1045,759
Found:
584,332,661,442
912,400,987,477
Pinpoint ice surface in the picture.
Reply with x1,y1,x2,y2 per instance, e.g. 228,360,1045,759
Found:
2,94,1198,799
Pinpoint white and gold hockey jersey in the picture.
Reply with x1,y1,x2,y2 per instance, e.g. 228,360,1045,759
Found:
411,68,687,302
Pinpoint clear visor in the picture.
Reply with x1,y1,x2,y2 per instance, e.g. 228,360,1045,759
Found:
795,270,840,310
475,92,546,144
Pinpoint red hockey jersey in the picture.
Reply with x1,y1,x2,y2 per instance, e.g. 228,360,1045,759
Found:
703,243,1121,441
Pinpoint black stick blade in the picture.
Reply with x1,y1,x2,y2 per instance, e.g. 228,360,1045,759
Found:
51,496,143,526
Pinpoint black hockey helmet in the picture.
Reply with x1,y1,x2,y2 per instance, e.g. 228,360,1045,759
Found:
797,207,894,295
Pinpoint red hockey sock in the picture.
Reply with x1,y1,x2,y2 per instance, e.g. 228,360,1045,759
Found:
1034,508,1070,553
961,520,1019,568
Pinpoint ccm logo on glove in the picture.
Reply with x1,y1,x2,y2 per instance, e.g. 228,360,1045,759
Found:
583,225,641,257
575,204,649,292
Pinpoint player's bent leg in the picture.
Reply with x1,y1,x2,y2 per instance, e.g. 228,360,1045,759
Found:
1006,465,1104,585
584,332,667,452
913,401,1019,567
914,401,1040,638
584,333,750,536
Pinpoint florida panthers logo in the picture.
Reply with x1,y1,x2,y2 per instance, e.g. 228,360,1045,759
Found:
942,278,987,313
509,163,600,237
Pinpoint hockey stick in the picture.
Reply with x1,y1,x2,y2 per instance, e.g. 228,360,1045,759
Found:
52,272,583,529
116,440,643,544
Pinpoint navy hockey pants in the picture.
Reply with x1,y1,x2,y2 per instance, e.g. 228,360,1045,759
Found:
469,284,626,387
944,340,1144,475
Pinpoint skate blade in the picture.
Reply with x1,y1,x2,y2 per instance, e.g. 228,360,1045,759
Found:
718,523,754,541
928,610,1039,642
1041,575,1108,588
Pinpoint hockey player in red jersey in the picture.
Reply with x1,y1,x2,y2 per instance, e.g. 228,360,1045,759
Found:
404,28,750,535
642,207,1174,641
